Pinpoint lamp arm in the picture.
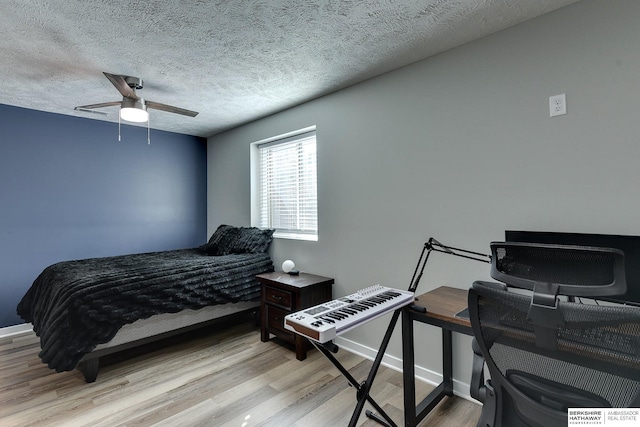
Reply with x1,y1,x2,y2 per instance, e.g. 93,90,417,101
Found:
426,237,492,264
408,237,491,294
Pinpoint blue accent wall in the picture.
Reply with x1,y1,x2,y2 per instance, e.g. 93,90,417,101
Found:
0,104,207,327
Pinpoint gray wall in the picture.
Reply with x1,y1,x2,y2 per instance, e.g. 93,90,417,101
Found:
207,0,640,397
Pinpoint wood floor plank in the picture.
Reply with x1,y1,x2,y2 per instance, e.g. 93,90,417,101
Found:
0,319,481,426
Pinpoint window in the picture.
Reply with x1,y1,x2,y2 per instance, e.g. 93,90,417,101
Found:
252,128,317,241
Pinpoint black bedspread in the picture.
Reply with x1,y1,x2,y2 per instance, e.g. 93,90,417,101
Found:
17,249,273,372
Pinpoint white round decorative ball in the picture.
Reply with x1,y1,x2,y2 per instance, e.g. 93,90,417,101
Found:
282,260,296,273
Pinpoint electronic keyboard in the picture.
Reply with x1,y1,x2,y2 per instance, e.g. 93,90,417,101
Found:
284,285,414,343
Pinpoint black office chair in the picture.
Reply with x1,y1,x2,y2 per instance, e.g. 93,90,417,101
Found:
469,242,640,427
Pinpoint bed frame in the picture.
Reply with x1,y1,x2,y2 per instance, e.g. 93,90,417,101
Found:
78,301,260,382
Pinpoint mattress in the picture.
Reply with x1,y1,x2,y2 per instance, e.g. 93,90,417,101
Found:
94,301,259,349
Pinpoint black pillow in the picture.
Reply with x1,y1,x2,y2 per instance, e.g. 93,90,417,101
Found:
230,226,275,254
202,225,274,255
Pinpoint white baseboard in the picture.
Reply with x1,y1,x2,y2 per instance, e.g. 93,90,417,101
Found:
0,323,33,338
335,335,474,402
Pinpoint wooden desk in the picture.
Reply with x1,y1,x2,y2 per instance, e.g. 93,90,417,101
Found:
402,286,472,427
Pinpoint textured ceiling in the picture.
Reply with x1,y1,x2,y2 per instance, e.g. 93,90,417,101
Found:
0,0,580,138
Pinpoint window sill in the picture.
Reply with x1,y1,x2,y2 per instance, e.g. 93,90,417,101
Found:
274,232,318,242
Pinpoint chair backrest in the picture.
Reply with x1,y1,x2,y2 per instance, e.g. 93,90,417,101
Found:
490,241,627,299
469,242,640,427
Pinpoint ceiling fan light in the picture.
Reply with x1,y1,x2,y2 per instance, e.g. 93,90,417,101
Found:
120,98,148,122
120,107,148,122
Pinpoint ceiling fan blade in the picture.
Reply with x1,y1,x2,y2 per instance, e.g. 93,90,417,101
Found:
146,100,199,117
103,72,138,99
75,101,121,110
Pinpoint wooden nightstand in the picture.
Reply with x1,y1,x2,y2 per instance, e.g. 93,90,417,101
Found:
257,271,334,360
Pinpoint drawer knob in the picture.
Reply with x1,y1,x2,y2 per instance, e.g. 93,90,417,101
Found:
271,294,282,301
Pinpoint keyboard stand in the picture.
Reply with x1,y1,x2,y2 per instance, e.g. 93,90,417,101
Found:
310,308,403,427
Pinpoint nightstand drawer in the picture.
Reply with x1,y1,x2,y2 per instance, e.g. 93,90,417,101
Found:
266,305,290,334
265,286,292,309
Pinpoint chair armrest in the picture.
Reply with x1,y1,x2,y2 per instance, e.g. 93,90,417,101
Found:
471,338,497,426
471,338,486,402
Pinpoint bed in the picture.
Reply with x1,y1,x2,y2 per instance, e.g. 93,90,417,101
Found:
16,225,274,382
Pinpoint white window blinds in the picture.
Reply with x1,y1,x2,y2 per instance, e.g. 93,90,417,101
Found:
257,131,317,240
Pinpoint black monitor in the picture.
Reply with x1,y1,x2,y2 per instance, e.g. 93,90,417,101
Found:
505,230,640,307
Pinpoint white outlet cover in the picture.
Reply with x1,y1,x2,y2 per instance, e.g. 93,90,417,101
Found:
549,94,567,117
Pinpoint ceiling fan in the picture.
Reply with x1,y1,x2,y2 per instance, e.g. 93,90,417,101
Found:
75,72,198,123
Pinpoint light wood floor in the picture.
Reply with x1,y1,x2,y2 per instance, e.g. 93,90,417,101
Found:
0,317,481,426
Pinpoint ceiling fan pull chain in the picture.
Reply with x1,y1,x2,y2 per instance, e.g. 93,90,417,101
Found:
147,116,151,145
118,114,121,142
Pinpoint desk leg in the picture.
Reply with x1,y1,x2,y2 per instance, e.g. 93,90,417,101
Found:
442,328,453,395
402,316,455,427
402,310,416,427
